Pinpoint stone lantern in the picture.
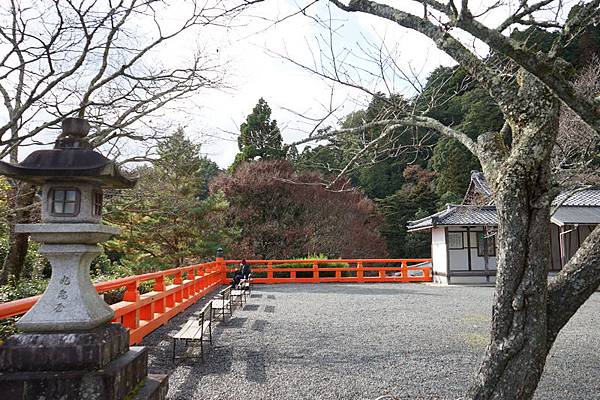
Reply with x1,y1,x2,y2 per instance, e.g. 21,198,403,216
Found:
0,118,167,400
0,118,135,332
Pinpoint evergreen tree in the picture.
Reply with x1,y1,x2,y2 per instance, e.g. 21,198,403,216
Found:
377,165,437,258
418,66,502,203
105,128,227,271
232,98,285,170
430,136,480,206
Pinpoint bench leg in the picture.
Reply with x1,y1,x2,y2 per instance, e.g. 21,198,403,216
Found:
209,323,213,345
200,338,204,363
172,339,176,362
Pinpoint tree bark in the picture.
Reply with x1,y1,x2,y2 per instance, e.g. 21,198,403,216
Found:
468,76,559,399
468,169,551,399
0,181,35,284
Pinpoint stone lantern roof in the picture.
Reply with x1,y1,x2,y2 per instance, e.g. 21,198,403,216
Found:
0,118,136,188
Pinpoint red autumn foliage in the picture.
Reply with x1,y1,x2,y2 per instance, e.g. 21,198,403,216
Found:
210,161,388,259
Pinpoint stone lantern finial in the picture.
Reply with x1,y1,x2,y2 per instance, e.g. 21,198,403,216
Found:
55,117,92,149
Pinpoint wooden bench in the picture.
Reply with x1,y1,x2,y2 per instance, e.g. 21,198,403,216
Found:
211,286,233,322
172,300,213,362
241,274,252,295
231,286,246,307
231,274,252,305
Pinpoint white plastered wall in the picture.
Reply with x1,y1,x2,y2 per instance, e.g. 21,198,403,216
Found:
447,226,496,272
431,227,447,284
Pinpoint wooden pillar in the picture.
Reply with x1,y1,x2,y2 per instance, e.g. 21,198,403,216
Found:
466,227,473,271
559,225,568,267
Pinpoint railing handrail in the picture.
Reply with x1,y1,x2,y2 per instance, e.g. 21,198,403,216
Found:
0,261,217,319
92,261,217,292
225,258,432,264
0,257,431,344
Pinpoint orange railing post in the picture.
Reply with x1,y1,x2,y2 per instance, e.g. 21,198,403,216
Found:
122,280,140,330
267,261,273,284
153,275,166,314
423,265,431,280
216,246,226,284
312,262,319,283
173,271,183,303
357,262,364,282
123,280,139,303
401,261,409,282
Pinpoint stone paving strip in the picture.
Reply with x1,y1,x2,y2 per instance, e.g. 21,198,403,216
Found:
142,283,600,400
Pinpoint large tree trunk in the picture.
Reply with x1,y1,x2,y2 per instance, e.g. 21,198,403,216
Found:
467,75,560,399
0,182,35,285
468,167,552,399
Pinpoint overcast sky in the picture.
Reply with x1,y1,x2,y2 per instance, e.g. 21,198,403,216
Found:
173,0,459,168
70,0,571,169
4,0,575,168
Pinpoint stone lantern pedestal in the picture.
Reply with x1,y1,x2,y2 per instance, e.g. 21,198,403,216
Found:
0,118,167,400
14,224,118,332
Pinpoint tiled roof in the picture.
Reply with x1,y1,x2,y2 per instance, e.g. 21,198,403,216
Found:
462,171,600,207
408,205,498,231
553,188,600,207
462,171,493,205
408,197,600,231
407,172,600,232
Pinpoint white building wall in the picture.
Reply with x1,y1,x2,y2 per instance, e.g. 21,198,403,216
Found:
449,250,469,270
431,227,447,278
446,226,496,272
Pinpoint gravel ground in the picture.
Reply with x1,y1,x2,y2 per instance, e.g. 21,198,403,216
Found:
142,283,600,400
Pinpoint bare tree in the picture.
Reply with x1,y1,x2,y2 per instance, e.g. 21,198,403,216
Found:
280,0,600,398
554,57,600,185
0,0,260,283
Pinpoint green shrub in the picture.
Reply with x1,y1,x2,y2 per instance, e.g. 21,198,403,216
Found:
0,277,48,303
272,254,351,278
0,317,18,344
0,239,50,281
0,277,49,344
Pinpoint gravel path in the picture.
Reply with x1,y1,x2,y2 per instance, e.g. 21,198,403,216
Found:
142,283,600,400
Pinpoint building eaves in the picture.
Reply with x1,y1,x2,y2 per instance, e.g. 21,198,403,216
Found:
407,205,498,232
462,171,493,205
551,206,600,226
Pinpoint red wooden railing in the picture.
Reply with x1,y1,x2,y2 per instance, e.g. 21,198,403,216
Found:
223,259,433,284
0,261,223,345
0,258,431,345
